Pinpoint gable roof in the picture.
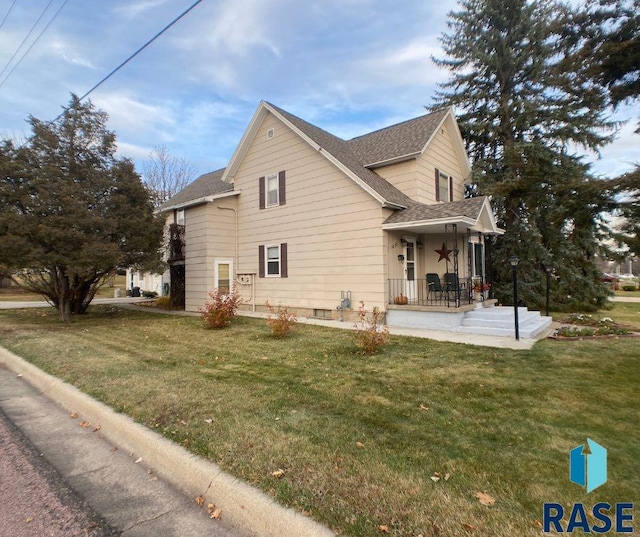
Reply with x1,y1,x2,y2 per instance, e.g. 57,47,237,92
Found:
160,168,235,211
265,102,413,208
382,196,504,235
347,108,449,167
171,101,472,212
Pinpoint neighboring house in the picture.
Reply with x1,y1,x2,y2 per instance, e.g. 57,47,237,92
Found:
159,101,524,331
125,269,167,296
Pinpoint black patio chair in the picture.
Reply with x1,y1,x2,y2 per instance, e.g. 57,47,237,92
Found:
426,273,443,301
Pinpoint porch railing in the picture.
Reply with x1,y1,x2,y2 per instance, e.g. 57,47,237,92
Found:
388,278,474,308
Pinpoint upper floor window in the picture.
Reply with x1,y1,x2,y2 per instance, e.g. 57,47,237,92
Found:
266,174,279,207
259,171,286,209
176,209,185,226
435,169,453,202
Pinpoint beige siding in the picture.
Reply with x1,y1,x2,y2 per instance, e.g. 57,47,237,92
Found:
374,159,417,199
372,120,467,205
416,120,467,204
184,202,236,311
230,111,389,313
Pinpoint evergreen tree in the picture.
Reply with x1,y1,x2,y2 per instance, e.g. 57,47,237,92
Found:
0,95,165,321
431,0,616,310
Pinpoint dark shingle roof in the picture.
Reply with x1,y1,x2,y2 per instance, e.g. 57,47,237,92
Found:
347,108,449,166
160,168,231,210
383,197,487,225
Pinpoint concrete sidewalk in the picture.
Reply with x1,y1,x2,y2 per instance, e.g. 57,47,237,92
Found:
0,347,334,537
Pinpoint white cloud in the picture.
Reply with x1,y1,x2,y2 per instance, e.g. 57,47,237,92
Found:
114,0,169,20
49,39,95,69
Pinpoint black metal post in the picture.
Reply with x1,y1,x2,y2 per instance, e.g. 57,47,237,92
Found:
546,267,551,317
510,257,520,340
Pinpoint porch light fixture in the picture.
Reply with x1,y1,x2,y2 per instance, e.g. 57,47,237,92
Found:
397,254,405,262
509,256,519,340
416,240,423,249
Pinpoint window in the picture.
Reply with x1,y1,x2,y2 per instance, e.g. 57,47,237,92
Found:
259,171,286,209
267,128,275,139
215,261,232,294
258,243,288,278
435,169,453,202
267,245,280,276
266,174,279,207
176,209,185,226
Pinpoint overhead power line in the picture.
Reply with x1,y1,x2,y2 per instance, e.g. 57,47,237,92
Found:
0,0,19,32
0,0,70,89
51,0,205,124
0,0,55,81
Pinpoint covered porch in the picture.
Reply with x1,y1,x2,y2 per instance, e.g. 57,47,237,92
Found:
383,197,504,310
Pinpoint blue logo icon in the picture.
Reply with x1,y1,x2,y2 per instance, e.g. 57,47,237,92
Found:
570,438,607,493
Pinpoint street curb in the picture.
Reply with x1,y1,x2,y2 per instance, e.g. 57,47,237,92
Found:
0,346,334,537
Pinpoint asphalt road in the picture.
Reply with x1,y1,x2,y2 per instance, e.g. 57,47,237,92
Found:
0,409,118,537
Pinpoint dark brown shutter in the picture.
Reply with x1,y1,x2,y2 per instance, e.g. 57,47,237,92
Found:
449,176,454,202
435,168,440,202
280,243,288,278
258,245,265,277
278,170,286,206
259,176,265,209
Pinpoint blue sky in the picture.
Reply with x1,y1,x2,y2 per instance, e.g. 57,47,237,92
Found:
0,0,637,182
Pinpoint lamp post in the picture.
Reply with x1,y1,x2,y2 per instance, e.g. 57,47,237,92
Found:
509,256,519,340
545,266,552,317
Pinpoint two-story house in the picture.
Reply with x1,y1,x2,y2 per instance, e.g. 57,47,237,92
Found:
161,101,511,330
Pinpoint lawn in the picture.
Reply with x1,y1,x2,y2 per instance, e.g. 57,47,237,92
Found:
0,304,638,536
0,275,128,301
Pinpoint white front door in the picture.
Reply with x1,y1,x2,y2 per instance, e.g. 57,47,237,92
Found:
403,238,416,302
214,259,234,294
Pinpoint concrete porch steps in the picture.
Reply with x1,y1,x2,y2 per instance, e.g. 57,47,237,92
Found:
461,306,553,339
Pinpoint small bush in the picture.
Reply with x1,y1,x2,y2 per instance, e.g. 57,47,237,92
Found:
199,286,243,329
622,284,637,292
154,296,170,309
265,301,298,337
142,290,158,298
354,301,389,355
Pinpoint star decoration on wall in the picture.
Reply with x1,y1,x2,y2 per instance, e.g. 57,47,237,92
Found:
435,242,453,262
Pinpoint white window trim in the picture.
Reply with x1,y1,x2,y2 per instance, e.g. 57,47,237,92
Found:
267,128,275,139
176,209,185,225
214,259,234,292
265,244,281,277
438,170,450,203
265,173,279,208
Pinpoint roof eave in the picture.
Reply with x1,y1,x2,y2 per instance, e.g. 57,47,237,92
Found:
364,152,421,169
382,216,477,230
159,190,240,212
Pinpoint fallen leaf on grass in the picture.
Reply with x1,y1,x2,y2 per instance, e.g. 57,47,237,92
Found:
195,495,205,507
270,469,285,478
80,421,91,428
204,418,213,424
419,404,430,411
356,441,365,449
474,491,495,506
378,525,389,533
134,457,143,464
430,473,441,482
92,425,101,432
444,472,451,481
462,522,475,531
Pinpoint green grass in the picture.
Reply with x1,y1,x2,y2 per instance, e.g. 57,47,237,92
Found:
0,275,128,301
0,304,638,536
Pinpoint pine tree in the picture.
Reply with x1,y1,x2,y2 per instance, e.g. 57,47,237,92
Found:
431,0,617,310
0,95,165,321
